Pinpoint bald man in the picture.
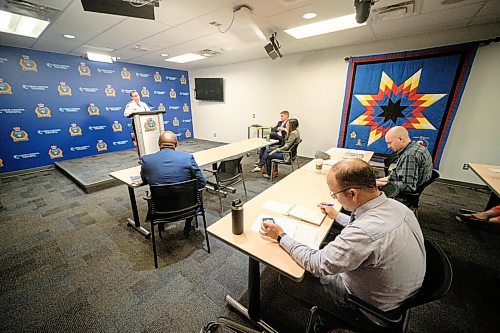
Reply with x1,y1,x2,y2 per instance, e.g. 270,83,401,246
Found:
261,159,425,330
376,126,433,198
140,131,205,237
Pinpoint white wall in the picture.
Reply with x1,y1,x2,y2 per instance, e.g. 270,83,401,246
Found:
189,23,500,184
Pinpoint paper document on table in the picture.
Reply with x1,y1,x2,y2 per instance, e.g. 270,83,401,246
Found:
262,200,325,225
251,214,319,249
130,175,142,184
343,151,364,159
488,168,500,173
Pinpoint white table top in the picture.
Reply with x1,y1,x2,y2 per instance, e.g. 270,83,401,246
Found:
469,163,500,197
109,137,278,187
207,147,373,281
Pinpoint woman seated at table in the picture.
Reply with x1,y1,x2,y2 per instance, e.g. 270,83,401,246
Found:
251,118,300,178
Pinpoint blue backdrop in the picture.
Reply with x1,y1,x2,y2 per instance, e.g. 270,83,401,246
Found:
0,45,193,173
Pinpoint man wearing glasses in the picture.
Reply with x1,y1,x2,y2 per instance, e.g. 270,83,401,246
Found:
261,159,425,331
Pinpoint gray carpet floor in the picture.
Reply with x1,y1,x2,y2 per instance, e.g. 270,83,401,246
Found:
0,140,499,333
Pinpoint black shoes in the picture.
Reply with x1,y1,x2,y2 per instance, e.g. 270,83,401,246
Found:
183,224,195,238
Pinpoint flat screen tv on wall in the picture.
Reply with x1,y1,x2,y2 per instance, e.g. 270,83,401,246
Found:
194,78,224,102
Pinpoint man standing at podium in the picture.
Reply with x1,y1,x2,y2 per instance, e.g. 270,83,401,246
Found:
124,90,150,117
124,90,150,153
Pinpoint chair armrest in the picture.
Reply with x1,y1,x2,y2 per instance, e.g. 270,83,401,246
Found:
203,168,217,174
346,293,403,323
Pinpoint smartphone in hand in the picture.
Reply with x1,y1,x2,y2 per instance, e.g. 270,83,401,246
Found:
262,217,275,224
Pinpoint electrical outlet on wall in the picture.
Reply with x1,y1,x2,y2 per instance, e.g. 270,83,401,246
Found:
213,133,216,137
252,113,255,118
463,163,469,170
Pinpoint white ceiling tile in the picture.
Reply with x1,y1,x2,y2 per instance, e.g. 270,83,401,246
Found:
37,23,100,46
31,39,79,54
54,0,126,30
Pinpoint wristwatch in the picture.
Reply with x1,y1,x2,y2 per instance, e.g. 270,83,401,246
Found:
277,232,286,243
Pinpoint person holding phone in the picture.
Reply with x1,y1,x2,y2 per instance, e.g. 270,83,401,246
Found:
261,159,425,330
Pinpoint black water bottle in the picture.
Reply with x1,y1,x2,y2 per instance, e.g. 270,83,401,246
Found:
231,198,244,235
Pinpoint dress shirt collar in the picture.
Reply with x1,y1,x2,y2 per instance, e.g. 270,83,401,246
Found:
352,192,388,222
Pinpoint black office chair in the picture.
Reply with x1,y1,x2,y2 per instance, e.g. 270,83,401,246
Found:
373,151,399,178
270,139,302,181
205,155,247,214
305,239,453,333
143,179,210,268
399,169,440,217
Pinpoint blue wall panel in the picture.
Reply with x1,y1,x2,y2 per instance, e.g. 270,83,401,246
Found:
0,45,193,173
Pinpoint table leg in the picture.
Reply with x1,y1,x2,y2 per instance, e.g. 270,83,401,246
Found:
485,193,500,210
126,186,151,239
225,257,278,333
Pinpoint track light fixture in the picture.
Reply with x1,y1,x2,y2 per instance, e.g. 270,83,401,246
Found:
354,0,376,24
264,32,283,60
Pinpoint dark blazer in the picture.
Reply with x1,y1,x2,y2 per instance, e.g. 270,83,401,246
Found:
140,148,206,188
272,119,288,139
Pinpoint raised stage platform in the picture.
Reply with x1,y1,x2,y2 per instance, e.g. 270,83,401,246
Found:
54,139,223,193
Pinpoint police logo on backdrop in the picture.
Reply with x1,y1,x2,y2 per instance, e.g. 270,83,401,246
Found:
180,75,187,85
58,82,72,96
10,127,29,142
185,129,192,138
69,123,82,136
154,71,162,82
169,88,176,98
182,103,189,113
35,103,51,118
157,103,165,112
87,103,100,116
96,139,108,151
112,120,123,132
121,67,131,80
141,86,149,98
0,78,13,94
0,158,3,168
19,55,38,71
105,84,116,97
144,118,157,132
78,62,91,76
172,117,180,127
48,145,63,159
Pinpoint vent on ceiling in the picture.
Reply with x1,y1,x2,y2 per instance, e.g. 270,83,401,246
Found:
132,44,151,52
371,0,417,22
1,0,62,21
199,49,221,57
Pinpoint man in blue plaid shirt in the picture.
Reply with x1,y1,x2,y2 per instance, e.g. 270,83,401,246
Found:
376,126,433,197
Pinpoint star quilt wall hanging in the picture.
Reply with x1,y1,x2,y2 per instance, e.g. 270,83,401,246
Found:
338,42,479,168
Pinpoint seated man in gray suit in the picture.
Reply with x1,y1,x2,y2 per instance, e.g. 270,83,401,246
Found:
140,131,205,237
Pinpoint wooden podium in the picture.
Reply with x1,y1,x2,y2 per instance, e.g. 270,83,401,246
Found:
128,110,166,157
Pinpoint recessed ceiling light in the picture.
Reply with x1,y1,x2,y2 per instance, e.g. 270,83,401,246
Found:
87,52,114,63
303,12,317,19
164,53,206,63
0,9,50,38
62,34,75,39
284,14,365,39
160,53,168,57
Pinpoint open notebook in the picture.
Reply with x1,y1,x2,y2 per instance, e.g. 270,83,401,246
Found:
262,200,325,226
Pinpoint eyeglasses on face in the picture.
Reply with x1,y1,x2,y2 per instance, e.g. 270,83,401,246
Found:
329,187,361,199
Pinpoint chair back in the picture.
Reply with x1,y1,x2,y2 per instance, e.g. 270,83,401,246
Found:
405,239,453,309
148,179,199,219
384,151,399,176
284,138,302,163
216,155,244,186
401,169,440,208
